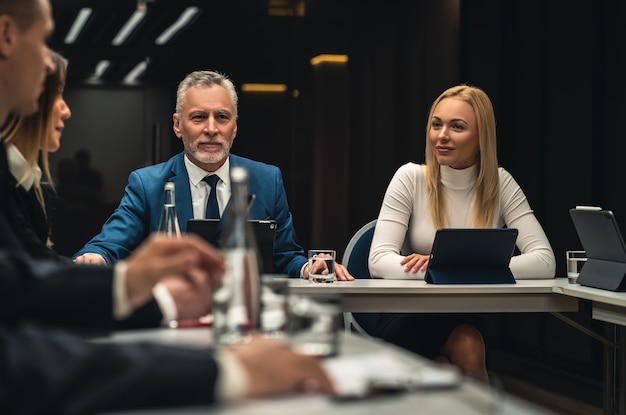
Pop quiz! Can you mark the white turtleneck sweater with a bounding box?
[369,163,556,280]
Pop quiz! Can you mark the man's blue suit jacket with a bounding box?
[74,153,307,277]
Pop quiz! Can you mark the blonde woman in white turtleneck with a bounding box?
[369,85,556,382]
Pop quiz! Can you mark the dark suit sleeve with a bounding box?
[0,324,218,415]
[0,249,117,329]
[0,248,169,332]
[115,299,164,330]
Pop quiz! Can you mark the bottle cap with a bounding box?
[231,166,248,182]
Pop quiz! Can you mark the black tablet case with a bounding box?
[187,219,277,274]
[425,228,518,284]
[569,208,626,292]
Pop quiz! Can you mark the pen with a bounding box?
[168,318,213,329]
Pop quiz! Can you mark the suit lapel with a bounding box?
[170,154,193,232]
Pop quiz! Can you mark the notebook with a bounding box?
[569,207,626,291]
[186,219,277,274]
[425,228,518,284]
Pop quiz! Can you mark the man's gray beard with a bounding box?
[190,147,228,166]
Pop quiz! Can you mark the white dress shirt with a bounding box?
[6,144,41,191]
[184,155,231,219]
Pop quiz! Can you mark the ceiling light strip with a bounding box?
[123,61,149,84]
[93,60,111,78]
[155,7,200,45]
[64,8,92,44]
[112,10,147,46]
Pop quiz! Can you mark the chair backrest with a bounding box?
[342,219,378,336]
[342,219,377,279]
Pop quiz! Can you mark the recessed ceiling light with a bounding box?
[155,7,200,45]
[123,60,149,84]
[64,8,92,44]
[112,10,147,46]
[93,60,111,78]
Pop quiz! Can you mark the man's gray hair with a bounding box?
[0,0,41,31]
[175,70,238,118]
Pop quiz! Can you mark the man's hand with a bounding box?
[228,336,334,398]
[74,253,107,265]
[303,262,354,281]
[159,271,214,320]
[124,234,225,309]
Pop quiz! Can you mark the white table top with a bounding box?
[287,277,568,293]
[553,279,626,308]
[101,328,552,415]
[283,277,579,313]
[98,274,626,415]
[553,279,626,326]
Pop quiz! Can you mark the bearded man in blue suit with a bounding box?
[74,71,353,308]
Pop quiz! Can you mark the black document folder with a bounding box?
[569,207,626,292]
[186,219,277,274]
[425,228,518,284]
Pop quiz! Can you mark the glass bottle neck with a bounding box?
[163,186,175,206]
[223,178,250,248]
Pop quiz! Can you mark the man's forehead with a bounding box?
[183,86,234,112]
[186,105,234,114]
[41,0,54,33]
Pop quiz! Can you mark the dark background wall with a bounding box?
[49,0,625,403]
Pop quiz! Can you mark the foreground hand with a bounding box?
[228,336,334,398]
[124,234,225,309]
[74,253,107,265]
[401,253,429,273]
[159,269,214,320]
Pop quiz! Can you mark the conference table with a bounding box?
[101,277,626,414]
[554,282,626,415]
[286,278,579,313]
[285,277,626,415]
[101,327,552,415]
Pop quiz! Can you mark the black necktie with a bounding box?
[203,175,220,219]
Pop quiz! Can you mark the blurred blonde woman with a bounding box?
[0,49,71,259]
[369,85,556,381]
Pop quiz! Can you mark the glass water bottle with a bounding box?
[157,182,181,238]
[212,167,262,346]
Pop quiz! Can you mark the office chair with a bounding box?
[341,219,379,337]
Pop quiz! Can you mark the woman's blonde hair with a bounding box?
[1,49,68,195]
[424,84,499,229]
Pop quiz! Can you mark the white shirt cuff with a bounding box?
[300,261,308,279]
[152,282,178,325]
[215,349,250,402]
[113,261,133,320]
